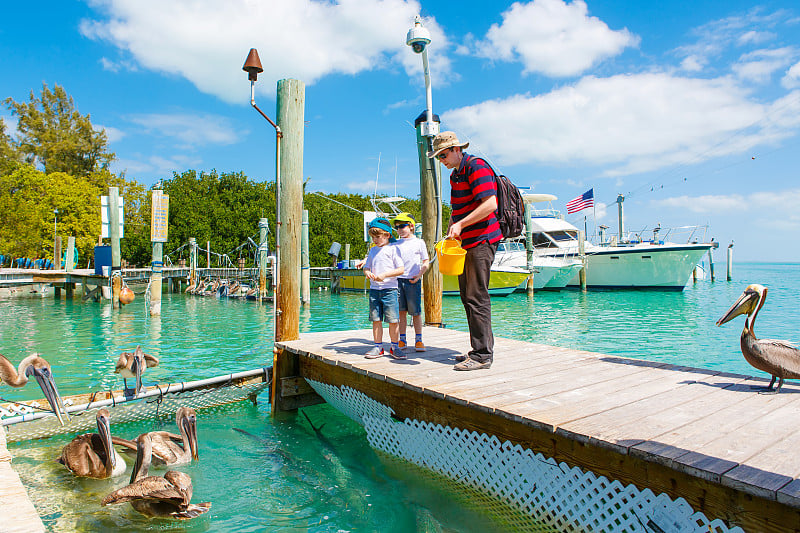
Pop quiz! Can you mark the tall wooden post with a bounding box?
[189,237,197,288]
[65,236,75,273]
[344,243,351,264]
[525,201,534,295]
[150,242,163,315]
[206,241,211,268]
[727,242,734,281]
[258,218,269,301]
[109,187,122,308]
[54,237,62,271]
[150,190,168,316]
[271,78,304,414]
[578,230,587,291]
[301,209,310,306]
[708,248,716,282]
[414,112,442,326]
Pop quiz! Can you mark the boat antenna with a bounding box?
[394,155,398,197]
[373,152,381,199]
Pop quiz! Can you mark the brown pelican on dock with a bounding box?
[0,353,70,425]
[717,284,800,394]
[114,345,159,396]
[102,433,210,519]
[228,280,240,297]
[113,407,198,466]
[57,408,126,478]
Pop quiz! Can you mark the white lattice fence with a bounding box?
[306,379,743,533]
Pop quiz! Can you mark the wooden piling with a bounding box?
[189,237,197,288]
[65,236,75,273]
[53,236,61,271]
[344,243,351,264]
[727,242,734,281]
[301,209,310,306]
[271,78,305,414]
[578,230,587,291]
[206,241,211,268]
[150,242,163,316]
[525,201,534,295]
[708,247,716,282]
[415,116,442,326]
[109,186,121,308]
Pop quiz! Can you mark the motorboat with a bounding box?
[493,240,583,290]
[527,198,716,290]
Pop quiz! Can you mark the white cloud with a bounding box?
[477,0,639,77]
[81,0,451,104]
[95,124,125,143]
[680,55,705,72]
[737,30,776,46]
[442,72,787,176]
[657,189,800,216]
[112,153,202,177]
[782,61,800,89]
[733,47,797,83]
[126,113,240,147]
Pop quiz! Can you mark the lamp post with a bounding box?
[407,16,443,326]
[53,208,58,239]
[243,48,283,345]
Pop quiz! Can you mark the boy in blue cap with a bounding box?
[363,217,405,359]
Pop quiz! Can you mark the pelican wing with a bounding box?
[102,476,184,506]
[143,353,160,368]
[748,337,800,379]
[59,434,106,477]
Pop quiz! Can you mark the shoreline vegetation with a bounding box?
[1,84,446,270]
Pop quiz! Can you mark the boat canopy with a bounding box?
[528,216,578,234]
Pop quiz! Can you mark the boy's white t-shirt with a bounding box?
[364,244,403,289]
[394,237,429,279]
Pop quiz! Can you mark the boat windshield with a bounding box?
[498,241,526,253]
[531,230,577,248]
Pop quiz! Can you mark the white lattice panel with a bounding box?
[306,379,744,533]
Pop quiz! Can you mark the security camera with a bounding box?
[406,16,431,54]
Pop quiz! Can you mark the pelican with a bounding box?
[228,280,240,297]
[102,433,210,519]
[717,284,800,394]
[114,346,159,396]
[0,353,70,425]
[113,407,198,466]
[57,408,126,478]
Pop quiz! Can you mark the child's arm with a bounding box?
[372,265,403,282]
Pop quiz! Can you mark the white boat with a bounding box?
[528,205,716,290]
[493,240,583,290]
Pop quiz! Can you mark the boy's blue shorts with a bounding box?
[398,278,422,316]
[369,288,399,323]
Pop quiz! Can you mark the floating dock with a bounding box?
[276,328,800,532]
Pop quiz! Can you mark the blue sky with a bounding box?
[2,1,799,262]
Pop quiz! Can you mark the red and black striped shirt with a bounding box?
[449,154,502,249]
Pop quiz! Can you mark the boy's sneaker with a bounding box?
[389,347,407,360]
[398,339,407,349]
[415,341,426,352]
[365,346,384,359]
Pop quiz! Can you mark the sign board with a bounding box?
[100,196,124,238]
[150,190,169,242]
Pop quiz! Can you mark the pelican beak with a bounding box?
[97,413,115,468]
[183,413,199,460]
[133,356,143,396]
[27,366,70,425]
[716,289,759,326]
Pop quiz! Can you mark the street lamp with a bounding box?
[242,48,283,343]
[53,208,58,239]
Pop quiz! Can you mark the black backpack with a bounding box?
[469,156,525,239]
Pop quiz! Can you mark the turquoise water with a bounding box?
[1,262,798,531]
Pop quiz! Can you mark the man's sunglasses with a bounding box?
[436,149,451,160]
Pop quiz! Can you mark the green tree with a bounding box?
[0,117,21,175]
[0,166,102,261]
[4,83,115,179]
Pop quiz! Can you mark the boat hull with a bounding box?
[333,268,528,297]
[564,245,711,290]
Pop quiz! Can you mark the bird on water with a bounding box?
[102,432,210,520]
[0,353,70,425]
[717,283,800,394]
[57,408,126,478]
[112,406,199,466]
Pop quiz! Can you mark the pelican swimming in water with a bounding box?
[114,345,159,396]
[717,283,800,394]
[0,353,70,425]
[102,433,210,519]
[57,408,126,478]
[113,407,198,466]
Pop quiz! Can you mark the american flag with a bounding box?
[566,189,594,214]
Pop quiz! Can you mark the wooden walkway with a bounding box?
[0,428,45,532]
[277,327,800,532]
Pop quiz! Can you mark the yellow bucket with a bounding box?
[435,239,466,276]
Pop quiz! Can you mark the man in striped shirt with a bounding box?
[429,131,502,371]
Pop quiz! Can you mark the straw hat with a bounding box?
[427,131,469,158]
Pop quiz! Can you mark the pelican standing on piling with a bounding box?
[57,408,126,478]
[115,345,159,396]
[102,433,210,519]
[0,353,70,425]
[112,407,199,466]
[717,283,800,393]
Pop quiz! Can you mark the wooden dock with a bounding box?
[0,426,45,532]
[276,327,800,532]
